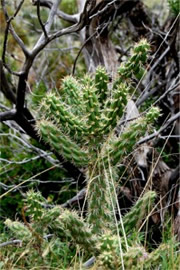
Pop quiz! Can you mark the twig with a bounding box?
[83,256,96,269]
[0,240,22,248]
[72,31,97,75]
[1,0,30,58]
[0,60,17,104]
[32,0,79,23]
[33,0,62,50]
[0,178,74,192]
[9,25,30,57]
[37,0,48,39]
[0,110,16,121]
[153,81,180,106]
[0,233,54,248]
[137,112,180,145]
[0,130,60,166]
[0,153,51,165]
[146,46,170,83]
[89,0,118,19]
[61,188,86,208]
[136,80,179,107]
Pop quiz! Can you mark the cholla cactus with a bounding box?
[33,39,160,260]
[35,39,160,235]
[143,243,171,268]
[95,66,109,106]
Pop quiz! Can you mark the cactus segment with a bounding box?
[122,191,156,233]
[39,93,87,139]
[37,120,88,166]
[59,210,97,252]
[100,83,128,134]
[115,39,150,85]
[61,76,82,106]
[95,66,109,106]
[122,246,148,270]
[97,234,120,269]
[108,107,160,166]
[144,244,170,268]
[5,219,32,240]
[87,175,112,233]
[83,83,101,137]
[87,160,117,234]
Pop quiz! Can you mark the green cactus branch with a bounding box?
[5,219,32,240]
[39,93,87,140]
[61,75,83,113]
[100,83,128,135]
[83,82,101,138]
[37,120,89,166]
[95,66,109,106]
[122,191,156,233]
[59,209,97,253]
[118,39,150,81]
[108,107,160,166]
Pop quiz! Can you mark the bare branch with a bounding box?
[0,110,16,121]
[0,153,51,165]
[89,0,118,19]
[0,233,54,248]
[61,188,86,208]
[16,73,29,113]
[136,80,179,107]
[9,25,30,57]
[32,0,79,23]
[0,131,60,166]
[37,0,48,39]
[72,30,97,75]
[13,0,25,18]
[0,60,17,103]
[1,0,30,58]
[137,112,180,145]
[0,240,22,248]
[33,0,62,50]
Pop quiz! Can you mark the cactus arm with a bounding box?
[95,66,109,106]
[107,107,160,166]
[61,75,84,115]
[122,191,156,233]
[113,39,150,88]
[37,120,89,166]
[100,83,128,135]
[39,93,87,141]
[59,210,97,253]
